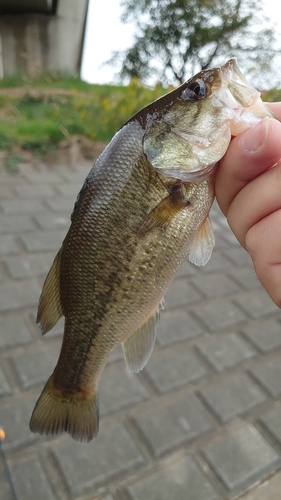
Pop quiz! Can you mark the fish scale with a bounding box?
[29,59,273,442]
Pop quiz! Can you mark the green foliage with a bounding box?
[262,88,281,102]
[5,153,22,173]
[0,76,169,156]
[114,0,277,86]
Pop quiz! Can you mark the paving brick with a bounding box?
[55,184,80,197]
[134,394,214,457]
[144,347,208,393]
[240,471,281,500]
[224,247,253,267]
[14,184,56,199]
[157,310,203,347]
[0,315,32,348]
[242,319,281,353]
[34,213,70,231]
[0,173,24,185]
[1,395,38,449]
[220,231,240,246]
[0,186,13,199]
[11,342,60,389]
[4,254,53,279]
[250,356,281,397]
[99,364,149,417]
[199,373,267,423]
[20,231,65,252]
[198,251,232,274]
[24,172,63,184]
[197,333,255,372]
[193,299,246,332]
[229,268,260,290]
[202,425,281,498]
[126,456,219,500]
[0,280,41,312]
[0,234,19,255]
[164,279,202,309]
[175,259,198,278]
[45,198,74,213]
[0,471,13,500]
[234,290,279,319]
[54,424,145,497]
[0,199,45,215]
[10,455,56,500]
[0,215,34,234]
[260,406,281,446]
[191,273,240,298]
[0,363,11,396]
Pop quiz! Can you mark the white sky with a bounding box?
[81,0,281,85]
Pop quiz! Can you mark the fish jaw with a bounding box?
[214,58,274,136]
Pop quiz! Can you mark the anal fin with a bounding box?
[122,301,164,373]
[37,249,63,334]
[189,216,215,266]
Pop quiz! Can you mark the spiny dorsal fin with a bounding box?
[189,216,215,266]
[37,249,63,334]
[122,301,164,373]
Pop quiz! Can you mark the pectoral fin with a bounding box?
[189,216,215,266]
[137,186,190,238]
[37,249,63,334]
[122,301,164,373]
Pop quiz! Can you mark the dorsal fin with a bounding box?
[122,301,163,373]
[37,249,63,334]
[189,216,215,266]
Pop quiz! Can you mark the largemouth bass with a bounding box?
[30,59,272,442]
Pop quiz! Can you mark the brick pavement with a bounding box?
[1,160,281,500]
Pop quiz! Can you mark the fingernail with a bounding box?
[240,117,269,152]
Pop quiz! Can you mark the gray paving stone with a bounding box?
[157,310,203,347]
[0,315,32,348]
[4,254,54,279]
[126,456,219,500]
[223,247,252,266]
[240,471,281,500]
[11,342,60,389]
[242,319,281,353]
[202,425,281,498]
[14,184,56,199]
[0,363,11,396]
[193,299,246,332]
[0,215,35,234]
[250,356,281,397]
[199,373,267,423]
[31,312,64,338]
[144,347,208,393]
[24,172,63,184]
[0,280,41,312]
[0,186,13,199]
[99,364,149,417]
[0,173,24,185]
[229,268,260,290]
[33,213,70,231]
[54,424,145,496]
[10,455,56,500]
[1,395,38,449]
[220,231,240,246]
[0,471,13,500]
[55,183,80,197]
[134,394,214,457]
[164,279,202,309]
[0,234,19,255]
[0,199,45,215]
[198,251,232,274]
[235,290,279,319]
[175,259,198,278]
[45,198,75,213]
[108,343,124,363]
[260,406,281,446]
[197,333,255,372]
[191,273,240,298]
[20,231,65,252]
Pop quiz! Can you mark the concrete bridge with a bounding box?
[0,0,89,78]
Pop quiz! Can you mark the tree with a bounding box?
[112,0,277,87]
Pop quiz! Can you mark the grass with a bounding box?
[0,73,169,163]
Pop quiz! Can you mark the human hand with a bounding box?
[215,103,281,307]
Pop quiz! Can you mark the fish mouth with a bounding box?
[212,58,274,135]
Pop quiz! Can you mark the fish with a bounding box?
[29,59,273,443]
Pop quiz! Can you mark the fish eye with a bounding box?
[181,79,209,101]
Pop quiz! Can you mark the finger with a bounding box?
[265,102,281,121]
[227,161,281,247]
[246,209,281,307]
[215,117,281,216]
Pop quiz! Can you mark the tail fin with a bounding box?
[29,376,99,443]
